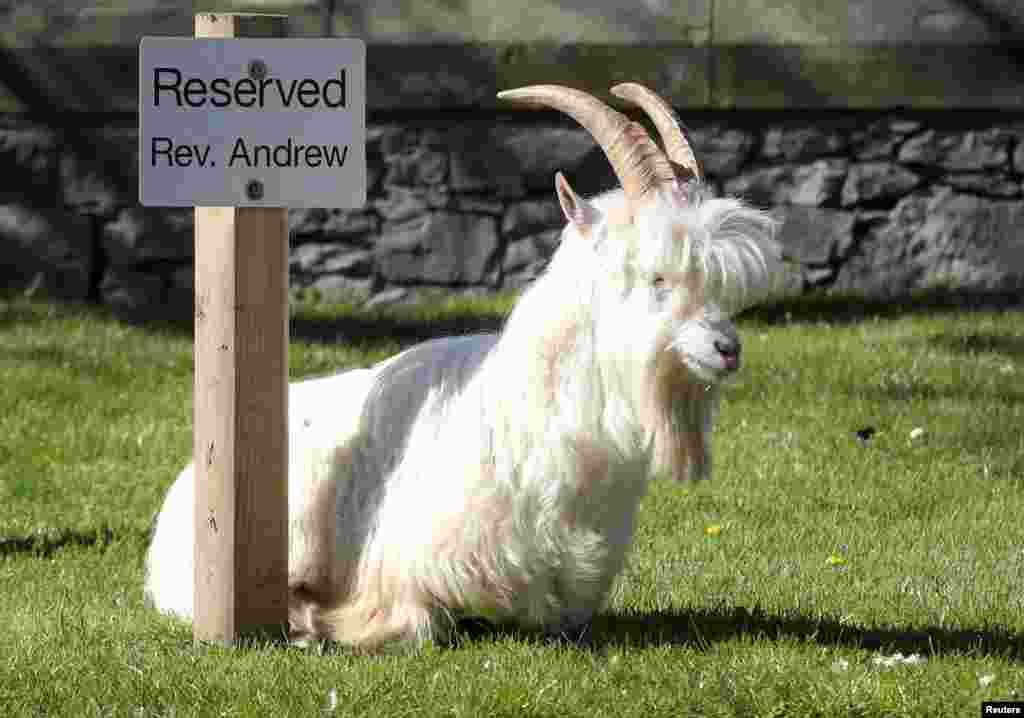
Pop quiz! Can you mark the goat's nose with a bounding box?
[714,339,739,358]
[714,339,741,370]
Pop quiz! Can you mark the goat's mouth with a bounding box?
[681,356,729,384]
[716,344,741,373]
[679,344,741,382]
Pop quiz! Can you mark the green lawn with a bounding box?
[1,293,1022,717]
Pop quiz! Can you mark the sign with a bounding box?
[139,38,365,208]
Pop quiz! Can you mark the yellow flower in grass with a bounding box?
[826,553,847,566]
[704,524,723,538]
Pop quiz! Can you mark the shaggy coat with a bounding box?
[145,84,782,649]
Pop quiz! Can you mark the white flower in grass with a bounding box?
[324,688,338,713]
[909,427,925,440]
[872,652,927,668]
[831,658,850,673]
[978,673,996,688]
[872,653,896,668]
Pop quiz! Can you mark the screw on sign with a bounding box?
[246,179,264,201]
[248,58,268,80]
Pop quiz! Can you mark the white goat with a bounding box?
[145,83,782,649]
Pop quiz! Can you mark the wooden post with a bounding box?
[193,13,289,644]
[322,0,337,37]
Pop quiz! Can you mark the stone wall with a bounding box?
[3,3,1023,312]
[3,110,1022,314]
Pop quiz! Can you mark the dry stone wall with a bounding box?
[2,111,1023,314]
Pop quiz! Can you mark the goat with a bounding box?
[145,83,782,649]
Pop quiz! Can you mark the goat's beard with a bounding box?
[642,337,719,482]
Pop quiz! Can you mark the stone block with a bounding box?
[501,199,564,241]
[493,126,599,194]
[384,147,448,187]
[169,264,193,293]
[448,196,505,215]
[100,266,166,314]
[502,236,548,274]
[292,243,372,281]
[289,208,378,244]
[773,206,855,266]
[905,191,1024,289]
[942,173,1020,198]
[0,204,93,299]
[802,266,836,287]
[890,121,922,135]
[688,126,754,176]
[841,162,921,207]
[363,286,411,308]
[290,242,344,275]
[833,189,1024,294]
[850,121,901,160]
[375,212,500,284]
[61,127,137,216]
[448,125,528,198]
[502,259,549,291]
[0,126,59,204]
[370,126,418,156]
[320,249,374,276]
[898,129,1010,171]
[102,207,192,266]
[725,160,847,207]
[761,126,846,162]
[165,264,195,315]
[374,186,447,223]
[308,274,376,304]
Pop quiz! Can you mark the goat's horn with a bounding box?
[498,84,676,205]
[610,83,701,182]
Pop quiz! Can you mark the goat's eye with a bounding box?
[652,275,666,290]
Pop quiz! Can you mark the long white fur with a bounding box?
[145,181,780,649]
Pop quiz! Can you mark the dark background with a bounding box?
[1,0,1022,315]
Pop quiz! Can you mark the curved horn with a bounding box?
[498,84,676,205]
[610,83,701,181]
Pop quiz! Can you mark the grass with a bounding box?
[1,291,1023,717]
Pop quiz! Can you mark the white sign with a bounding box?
[139,38,365,208]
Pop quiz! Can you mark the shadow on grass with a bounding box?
[740,288,1023,326]
[2,343,144,382]
[927,331,1024,359]
[0,526,153,558]
[0,293,508,349]
[849,379,1024,407]
[4,287,1021,342]
[457,605,1024,661]
[288,311,506,348]
[594,607,1023,660]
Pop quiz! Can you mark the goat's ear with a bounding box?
[555,172,598,234]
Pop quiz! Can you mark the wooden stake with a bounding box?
[193,13,289,644]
